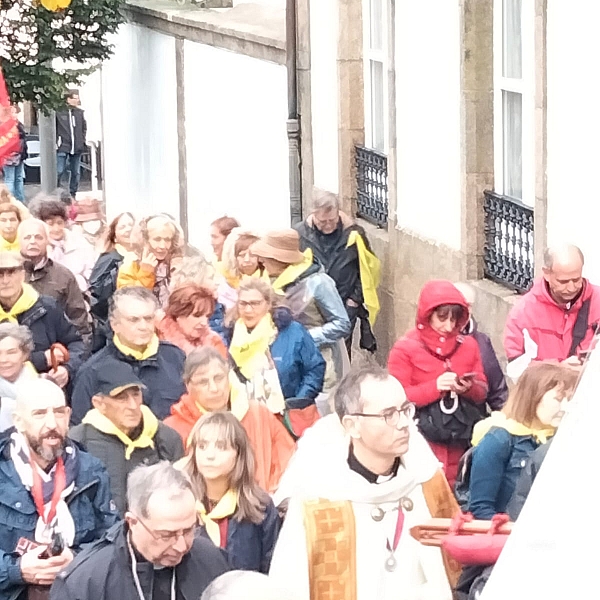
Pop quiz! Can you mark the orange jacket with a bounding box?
[164,393,295,493]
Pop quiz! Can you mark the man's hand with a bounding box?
[20,546,73,586]
[44,347,67,368]
[437,372,458,392]
[45,366,69,388]
[140,247,158,270]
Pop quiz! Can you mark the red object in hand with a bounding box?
[441,513,510,566]
[50,343,70,371]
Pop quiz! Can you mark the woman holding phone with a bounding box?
[387,279,488,486]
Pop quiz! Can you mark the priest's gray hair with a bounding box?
[127,462,194,519]
[312,188,339,212]
[333,364,390,420]
[200,571,284,600]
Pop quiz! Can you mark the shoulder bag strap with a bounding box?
[568,298,591,357]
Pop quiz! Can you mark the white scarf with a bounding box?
[10,431,76,545]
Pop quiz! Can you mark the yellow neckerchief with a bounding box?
[197,490,239,546]
[471,411,555,447]
[272,248,314,294]
[82,405,159,459]
[0,235,19,252]
[114,243,129,257]
[224,267,270,290]
[229,314,277,380]
[0,284,39,323]
[346,231,381,326]
[113,334,159,361]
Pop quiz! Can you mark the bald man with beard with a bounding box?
[19,219,91,344]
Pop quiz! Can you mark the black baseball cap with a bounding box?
[95,362,146,398]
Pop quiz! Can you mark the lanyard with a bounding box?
[30,456,66,525]
[127,532,176,600]
[386,508,405,554]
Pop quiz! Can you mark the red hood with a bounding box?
[416,280,469,329]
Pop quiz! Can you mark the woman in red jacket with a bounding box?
[388,280,488,486]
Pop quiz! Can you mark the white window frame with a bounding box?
[362,0,389,154]
[493,0,535,207]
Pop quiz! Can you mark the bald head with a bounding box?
[18,219,49,260]
[543,244,585,305]
[14,378,66,417]
[454,282,475,306]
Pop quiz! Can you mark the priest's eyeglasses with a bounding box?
[135,516,197,543]
[350,403,416,427]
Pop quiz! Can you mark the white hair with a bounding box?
[14,378,65,416]
[453,281,475,306]
[200,572,285,600]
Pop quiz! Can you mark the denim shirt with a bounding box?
[468,427,541,520]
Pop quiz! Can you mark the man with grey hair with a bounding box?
[0,378,118,600]
[51,462,230,600]
[270,365,453,600]
[504,243,600,380]
[295,188,380,355]
[71,286,186,424]
[19,218,91,343]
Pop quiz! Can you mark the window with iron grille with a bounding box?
[355,145,388,228]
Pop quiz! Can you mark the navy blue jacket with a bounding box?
[0,436,119,600]
[15,295,86,380]
[205,499,280,574]
[71,340,186,424]
[271,308,326,406]
[468,427,541,520]
[210,302,228,345]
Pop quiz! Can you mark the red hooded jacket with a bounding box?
[387,280,488,407]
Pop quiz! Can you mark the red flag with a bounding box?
[0,66,21,168]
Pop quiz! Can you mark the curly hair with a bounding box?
[166,284,216,320]
[130,214,185,260]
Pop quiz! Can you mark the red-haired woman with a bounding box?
[387,280,488,486]
[157,283,227,358]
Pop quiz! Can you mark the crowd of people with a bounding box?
[0,178,593,600]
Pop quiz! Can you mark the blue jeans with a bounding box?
[57,152,82,196]
[3,163,25,203]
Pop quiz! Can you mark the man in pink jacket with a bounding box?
[504,244,600,380]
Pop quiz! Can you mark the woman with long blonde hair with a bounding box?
[179,411,280,573]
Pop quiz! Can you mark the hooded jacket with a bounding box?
[0,435,119,600]
[165,387,295,494]
[71,340,186,424]
[69,410,184,516]
[504,277,600,363]
[56,106,87,155]
[387,280,488,408]
[50,522,230,600]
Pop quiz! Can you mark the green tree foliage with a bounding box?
[0,0,123,111]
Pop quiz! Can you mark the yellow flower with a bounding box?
[40,0,72,11]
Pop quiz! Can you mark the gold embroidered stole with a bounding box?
[302,499,357,600]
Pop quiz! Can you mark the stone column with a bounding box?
[459,0,494,280]
[337,0,364,215]
[533,0,547,275]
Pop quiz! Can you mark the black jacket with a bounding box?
[56,107,87,155]
[14,295,86,379]
[71,341,186,424]
[89,250,124,324]
[295,214,370,304]
[50,522,230,600]
[69,421,184,516]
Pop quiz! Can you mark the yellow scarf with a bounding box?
[115,243,129,257]
[346,231,381,326]
[224,267,270,290]
[0,284,39,323]
[82,405,159,459]
[197,490,239,547]
[113,334,159,361]
[471,411,555,446]
[272,248,314,294]
[229,314,277,380]
[0,236,19,252]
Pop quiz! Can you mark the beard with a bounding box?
[25,430,65,463]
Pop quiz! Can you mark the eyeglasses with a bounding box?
[134,516,197,543]
[238,299,265,310]
[350,403,416,427]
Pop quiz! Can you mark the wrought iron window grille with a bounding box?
[355,145,388,228]
[483,190,534,293]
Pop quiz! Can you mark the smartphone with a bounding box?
[457,372,477,384]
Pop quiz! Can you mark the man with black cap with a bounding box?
[69,363,184,516]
